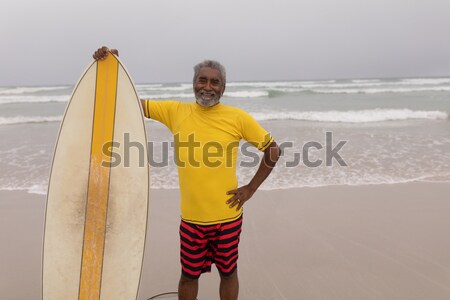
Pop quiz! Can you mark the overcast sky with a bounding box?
[2,0,450,86]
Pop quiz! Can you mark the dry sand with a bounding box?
[1,182,450,299]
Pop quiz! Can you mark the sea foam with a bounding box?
[0,116,62,125]
[0,95,69,104]
[250,109,449,123]
[0,86,70,95]
[309,86,450,94]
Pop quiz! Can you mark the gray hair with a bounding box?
[193,60,227,89]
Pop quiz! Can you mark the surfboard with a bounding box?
[43,53,149,300]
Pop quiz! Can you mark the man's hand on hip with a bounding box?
[226,185,256,211]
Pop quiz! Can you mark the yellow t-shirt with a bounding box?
[144,100,273,225]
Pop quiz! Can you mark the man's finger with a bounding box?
[235,198,246,210]
[227,196,242,208]
[229,199,240,208]
[99,47,108,59]
[227,189,238,195]
[236,200,244,210]
[226,194,238,204]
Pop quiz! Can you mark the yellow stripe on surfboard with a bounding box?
[79,54,118,300]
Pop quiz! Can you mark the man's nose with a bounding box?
[204,81,212,90]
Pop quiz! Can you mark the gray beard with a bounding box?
[196,97,220,107]
[195,90,221,107]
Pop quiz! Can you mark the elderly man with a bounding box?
[93,46,280,300]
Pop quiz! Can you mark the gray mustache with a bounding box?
[200,90,217,96]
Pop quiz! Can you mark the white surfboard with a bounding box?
[43,53,149,300]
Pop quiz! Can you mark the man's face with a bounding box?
[194,67,224,107]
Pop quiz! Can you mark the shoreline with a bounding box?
[6,177,450,198]
[2,182,450,299]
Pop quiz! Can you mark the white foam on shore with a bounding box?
[136,83,163,88]
[310,86,450,94]
[251,109,448,123]
[137,85,189,92]
[227,80,336,87]
[0,181,179,195]
[351,79,381,83]
[28,184,48,195]
[258,174,450,190]
[0,95,69,104]
[140,92,194,99]
[0,185,48,195]
[1,109,447,127]
[4,175,450,195]
[0,116,62,125]
[225,91,268,98]
[400,78,450,85]
[0,86,70,95]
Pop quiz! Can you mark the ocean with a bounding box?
[1,78,450,195]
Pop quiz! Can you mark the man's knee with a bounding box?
[180,273,199,284]
[219,269,238,281]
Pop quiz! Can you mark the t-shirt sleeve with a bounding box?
[143,100,179,132]
[239,110,274,151]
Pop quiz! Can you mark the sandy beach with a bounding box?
[2,182,450,300]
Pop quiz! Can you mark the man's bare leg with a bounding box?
[219,269,239,300]
[178,274,198,300]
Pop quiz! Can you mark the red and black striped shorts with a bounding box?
[179,216,243,279]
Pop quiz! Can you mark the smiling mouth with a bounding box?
[199,91,216,100]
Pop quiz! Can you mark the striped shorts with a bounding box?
[179,216,243,279]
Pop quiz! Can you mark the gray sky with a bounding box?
[2,0,450,86]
